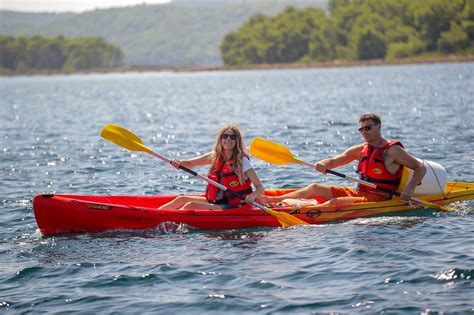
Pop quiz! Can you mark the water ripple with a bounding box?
[1,64,473,313]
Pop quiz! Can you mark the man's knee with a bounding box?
[305,183,322,196]
[327,197,354,206]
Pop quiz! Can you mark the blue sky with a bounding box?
[0,0,171,13]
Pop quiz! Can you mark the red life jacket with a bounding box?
[205,158,253,207]
[356,140,404,193]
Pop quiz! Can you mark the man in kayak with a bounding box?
[261,113,426,207]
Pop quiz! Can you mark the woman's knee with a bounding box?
[181,201,209,210]
[180,202,195,210]
[174,196,190,203]
[172,196,195,207]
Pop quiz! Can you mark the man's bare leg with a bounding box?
[261,183,335,205]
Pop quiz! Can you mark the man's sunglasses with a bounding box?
[358,123,377,133]
[222,134,237,140]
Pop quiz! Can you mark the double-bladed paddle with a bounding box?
[100,124,308,227]
[249,137,450,212]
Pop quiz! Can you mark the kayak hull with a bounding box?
[33,182,474,236]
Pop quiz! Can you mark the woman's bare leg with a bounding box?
[180,202,223,210]
[158,196,209,210]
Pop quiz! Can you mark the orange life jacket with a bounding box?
[205,158,252,207]
[356,141,404,193]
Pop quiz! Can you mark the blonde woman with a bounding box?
[158,124,264,210]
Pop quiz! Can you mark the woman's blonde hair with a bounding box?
[209,124,248,184]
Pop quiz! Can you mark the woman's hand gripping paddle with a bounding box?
[100,124,309,227]
[249,137,449,212]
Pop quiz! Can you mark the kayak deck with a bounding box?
[33,181,474,236]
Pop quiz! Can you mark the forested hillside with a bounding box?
[221,0,474,65]
[0,0,323,66]
[0,35,123,72]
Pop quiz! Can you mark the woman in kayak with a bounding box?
[158,124,264,210]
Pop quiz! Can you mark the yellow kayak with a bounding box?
[265,181,473,224]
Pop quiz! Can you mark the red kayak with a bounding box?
[33,182,473,236]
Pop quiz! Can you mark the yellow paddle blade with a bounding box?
[417,199,450,212]
[100,124,152,154]
[250,137,301,165]
[266,208,309,227]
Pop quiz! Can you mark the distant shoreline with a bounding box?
[2,54,473,76]
[142,54,474,72]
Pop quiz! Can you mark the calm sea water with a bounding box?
[1,63,473,313]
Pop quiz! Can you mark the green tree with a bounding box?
[354,27,387,60]
[386,36,425,59]
[220,1,473,65]
[458,0,474,42]
[411,0,465,50]
[0,35,123,72]
[0,36,18,69]
[438,22,470,53]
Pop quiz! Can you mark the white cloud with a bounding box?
[0,0,172,13]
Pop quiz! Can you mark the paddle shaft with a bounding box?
[150,152,269,211]
[298,160,446,210]
[299,160,404,196]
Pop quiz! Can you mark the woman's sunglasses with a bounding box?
[222,133,237,140]
[358,123,377,133]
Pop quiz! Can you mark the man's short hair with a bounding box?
[359,113,381,125]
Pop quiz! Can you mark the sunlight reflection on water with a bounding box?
[1,63,473,313]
